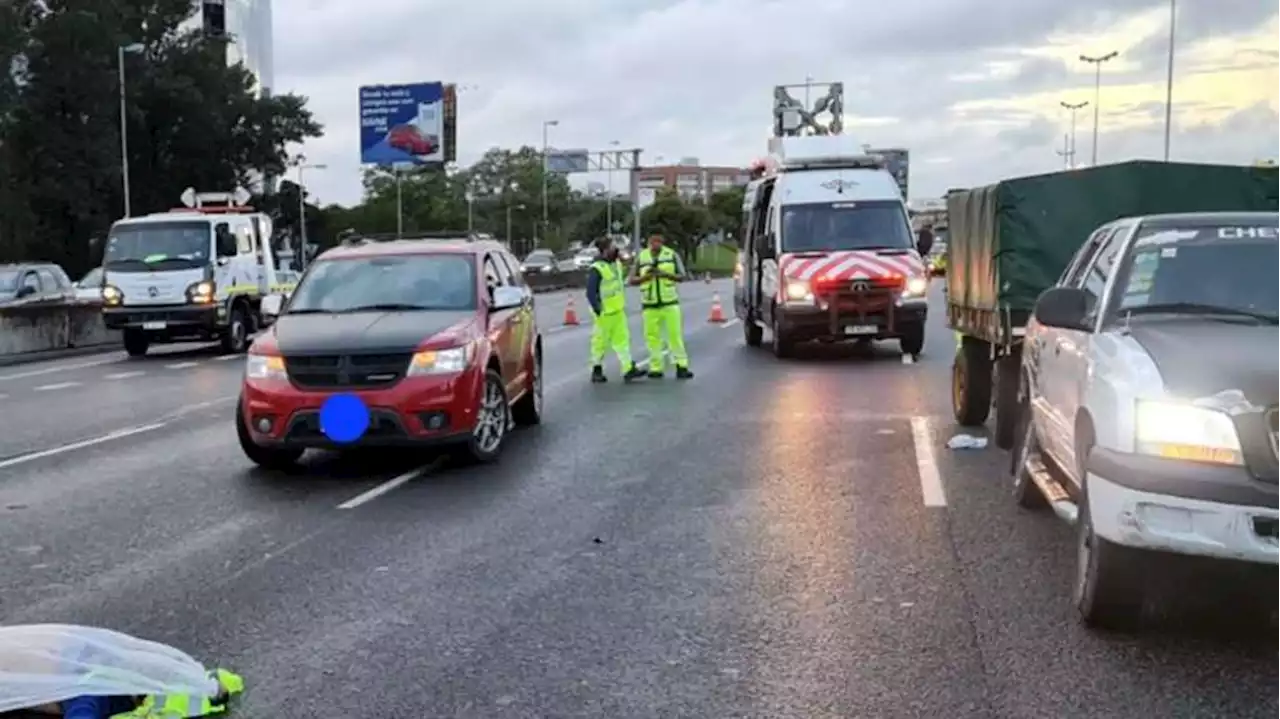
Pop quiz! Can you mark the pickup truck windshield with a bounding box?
[105,221,211,271]
[781,200,914,252]
[288,254,477,313]
[1116,223,1278,321]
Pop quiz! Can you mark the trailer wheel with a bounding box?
[993,352,1021,449]
[743,316,763,347]
[952,336,992,426]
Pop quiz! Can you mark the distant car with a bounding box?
[572,247,599,269]
[237,235,543,469]
[387,124,439,156]
[73,267,105,302]
[520,250,557,275]
[0,262,74,306]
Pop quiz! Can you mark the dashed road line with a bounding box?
[720,318,741,328]
[336,458,446,509]
[902,353,915,365]
[0,422,168,470]
[910,416,947,507]
[0,356,121,382]
[213,354,243,361]
[105,370,146,380]
[34,381,81,392]
[165,361,200,369]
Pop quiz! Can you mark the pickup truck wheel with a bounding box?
[1074,483,1145,631]
[952,337,992,426]
[771,313,794,358]
[510,351,543,426]
[1010,387,1048,510]
[899,324,924,357]
[743,317,763,347]
[220,305,249,354]
[465,370,510,463]
[993,354,1021,449]
[236,400,303,470]
[123,329,150,358]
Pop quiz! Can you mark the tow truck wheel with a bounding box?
[221,304,250,354]
[770,312,794,358]
[899,324,924,357]
[235,401,303,470]
[1074,483,1145,631]
[123,329,150,358]
[743,317,763,347]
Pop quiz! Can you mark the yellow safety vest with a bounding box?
[592,260,626,315]
[109,669,245,719]
[636,247,680,308]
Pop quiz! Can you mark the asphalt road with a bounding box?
[1,279,1274,718]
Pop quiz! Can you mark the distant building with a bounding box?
[635,163,750,205]
[182,0,274,96]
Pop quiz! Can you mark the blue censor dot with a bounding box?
[320,394,370,444]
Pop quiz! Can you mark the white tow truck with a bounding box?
[100,188,291,357]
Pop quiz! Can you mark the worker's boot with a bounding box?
[676,366,694,380]
[591,365,607,383]
[623,364,645,383]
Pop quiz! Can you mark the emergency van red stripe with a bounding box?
[780,251,923,281]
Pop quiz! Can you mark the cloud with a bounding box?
[268,0,1279,206]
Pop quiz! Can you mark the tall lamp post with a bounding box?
[541,119,559,248]
[292,156,326,271]
[1079,50,1119,166]
[605,139,620,238]
[1060,100,1089,169]
[1162,0,1177,161]
[117,42,144,217]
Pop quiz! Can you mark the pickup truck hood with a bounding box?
[271,310,476,355]
[779,250,925,282]
[1129,320,1278,407]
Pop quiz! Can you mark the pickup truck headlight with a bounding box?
[245,354,288,381]
[902,276,928,297]
[1135,400,1244,466]
[783,278,814,304]
[101,285,123,306]
[407,344,474,376]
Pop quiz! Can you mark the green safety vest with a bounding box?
[636,247,680,307]
[109,669,245,718]
[592,259,626,315]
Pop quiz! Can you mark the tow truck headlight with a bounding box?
[186,281,215,303]
[245,354,288,381]
[407,343,474,376]
[1135,400,1243,466]
[902,276,928,297]
[783,278,814,304]
[101,285,123,306]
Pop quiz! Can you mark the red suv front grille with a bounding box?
[284,353,412,390]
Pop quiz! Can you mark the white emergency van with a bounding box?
[734,136,932,358]
[100,188,288,357]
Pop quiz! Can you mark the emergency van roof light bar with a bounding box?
[766,136,886,172]
[177,186,254,213]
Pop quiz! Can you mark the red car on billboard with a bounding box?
[387,124,439,157]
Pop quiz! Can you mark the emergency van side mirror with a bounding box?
[1033,287,1091,331]
[757,234,776,260]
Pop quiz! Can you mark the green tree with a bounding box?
[707,186,745,246]
[641,188,709,262]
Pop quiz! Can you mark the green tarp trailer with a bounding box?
[943,160,1278,439]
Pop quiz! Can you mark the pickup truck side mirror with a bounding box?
[1033,287,1091,331]
[260,294,284,319]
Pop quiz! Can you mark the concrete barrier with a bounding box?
[0,302,120,363]
[524,268,587,293]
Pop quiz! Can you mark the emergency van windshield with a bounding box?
[104,221,211,271]
[781,200,914,253]
[1114,223,1278,322]
[286,254,477,313]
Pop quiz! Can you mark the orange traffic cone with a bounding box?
[708,292,726,323]
[563,297,580,326]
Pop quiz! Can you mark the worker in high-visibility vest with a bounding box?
[585,237,643,384]
[630,234,693,379]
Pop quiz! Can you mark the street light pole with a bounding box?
[293,157,326,271]
[606,139,619,237]
[1163,0,1177,161]
[541,119,558,249]
[117,43,144,217]
[1060,100,1089,169]
[1079,50,1119,166]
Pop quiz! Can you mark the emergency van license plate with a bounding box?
[142,321,166,330]
[844,324,877,335]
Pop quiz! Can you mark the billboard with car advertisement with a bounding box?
[359,82,445,166]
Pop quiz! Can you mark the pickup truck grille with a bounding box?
[284,353,412,390]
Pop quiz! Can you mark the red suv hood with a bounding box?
[780,250,924,282]
[268,310,477,355]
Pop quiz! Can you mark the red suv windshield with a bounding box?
[288,254,476,313]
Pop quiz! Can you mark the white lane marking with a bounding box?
[105,370,146,380]
[901,353,915,365]
[34,381,80,392]
[0,356,121,382]
[720,318,741,328]
[0,422,168,470]
[165,361,200,369]
[336,459,443,510]
[910,416,947,507]
[213,354,243,361]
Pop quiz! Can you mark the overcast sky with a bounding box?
[272,0,1279,207]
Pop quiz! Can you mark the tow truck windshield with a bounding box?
[1113,222,1278,323]
[286,254,477,314]
[104,221,211,271]
[781,200,914,252]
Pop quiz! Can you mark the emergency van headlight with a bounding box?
[1134,400,1243,466]
[186,281,215,303]
[903,276,928,297]
[101,285,123,306]
[245,354,288,382]
[783,279,814,304]
[407,343,474,376]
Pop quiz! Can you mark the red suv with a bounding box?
[236,234,542,469]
